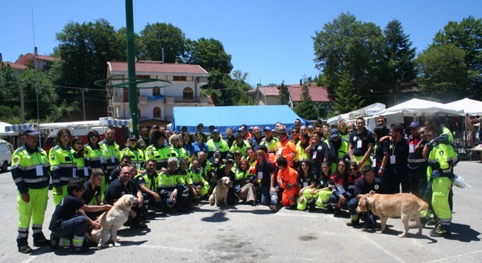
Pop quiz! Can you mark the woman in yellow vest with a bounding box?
[71,137,89,182]
[50,128,76,205]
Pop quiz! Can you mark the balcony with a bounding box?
[111,95,148,105]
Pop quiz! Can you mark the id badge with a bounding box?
[313,151,317,159]
[257,172,263,179]
[136,163,141,171]
[390,155,396,164]
[409,144,415,153]
[370,156,376,167]
[357,140,362,148]
[73,168,77,178]
[277,148,283,155]
[99,155,105,163]
[84,167,89,176]
[303,182,308,188]
[336,184,346,194]
[110,155,115,163]
[36,165,44,176]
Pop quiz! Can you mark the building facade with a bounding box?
[106,61,210,125]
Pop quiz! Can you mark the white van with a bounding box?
[0,140,13,172]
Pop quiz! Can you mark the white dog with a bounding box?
[209,176,232,207]
[86,194,137,248]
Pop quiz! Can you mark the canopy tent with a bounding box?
[445,98,482,116]
[367,98,464,131]
[327,103,385,125]
[0,121,19,136]
[171,105,309,134]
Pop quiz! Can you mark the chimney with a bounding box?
[300,79,302,86]
[0,53,2,63]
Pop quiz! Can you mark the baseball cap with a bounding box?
[263,127,272,132]
[307,125,314,130]
[212,129,219,133]
[23,128,39,136]
[409,122,420,129]
[226,159,235,164]
[197,123,204,128]
[329,128,340,139]
[129,135,138,141]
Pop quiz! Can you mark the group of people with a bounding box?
[11,116,458,254]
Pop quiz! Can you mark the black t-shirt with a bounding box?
[255,159,275,187]
[354,176,384,196]
[103,178,139,205]
[349,129,375,157]
[49,194,84,230]
[375,140,390,166]
[81,180,100,205]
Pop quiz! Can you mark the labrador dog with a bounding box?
[356,193,428,238]
[209,176,232,207]
[86,194,137,248]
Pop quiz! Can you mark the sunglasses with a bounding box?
[75,142,83,145]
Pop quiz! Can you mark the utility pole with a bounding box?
[20,81,25,123]
[81,89,87,121]
[126,0,138,136]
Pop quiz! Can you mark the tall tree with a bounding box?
[278,81,290,105]
[51,19,124,101]
[433,16,482,99]
[416,44,468,101]
[333,71,364,113]
[383,20,417,105]
[313,13,386,106]
[183,38,233,73]
[138,23,186,63]
[294,83,318,120]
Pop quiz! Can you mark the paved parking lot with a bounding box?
[1,161,481,263]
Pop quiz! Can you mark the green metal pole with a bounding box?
[126,0,138,136]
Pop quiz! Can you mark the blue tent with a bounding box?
[171,105,309,134]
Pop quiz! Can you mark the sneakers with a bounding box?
[18,245,33,254]
[50,233,60,250]
[269,205,277,212]
[426,218,439,226]
[346,219,360,227]
[33,233,50,247]
[430,224,451,237]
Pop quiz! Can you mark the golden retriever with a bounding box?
[356,193,428,237]
[209,176,232,207]
[86,194,137,248]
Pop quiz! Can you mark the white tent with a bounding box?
[0,122,18,136]
[367,98,464,130]
[445,98,482,116]
[327,102,385,125]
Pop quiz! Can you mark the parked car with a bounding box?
[0,140,13,172]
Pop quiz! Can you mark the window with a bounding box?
[153,107,161,118]
[183,87,193,100]
[136,75,150,79]
[173,76,187,81]
[123,88,128,102]
[153,87,160,96]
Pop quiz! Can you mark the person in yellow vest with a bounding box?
[145,130,172,171]
[50,128,77,205]
[187,158,210,199]
[121,135,145,171]
[295,133,310,171]
[260,127,278,164]
[11,128,51,253]
[426,129,458,237]
[169,134,188,162]
[206,129,230,159]
[348,118,375,171]
[157,157,189,214]
[99,128,121,184]
[84,130,106,196]
[71,137,89,182]
[327,129,349,172]
[135,159,161,213]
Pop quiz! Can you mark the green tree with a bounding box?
[277,81,290,105]
[416,44,468,101]
[433,16,482,98]
[294,83,318,120]
[51,19,124,102]
[313,13,386,105]
[383,20,417,105]
[184,38,233,73]
[138,23,186,63]
[333,71,364,113]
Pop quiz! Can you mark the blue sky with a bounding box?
[1,0,481,87]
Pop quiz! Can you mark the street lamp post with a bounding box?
[126,0,138,137]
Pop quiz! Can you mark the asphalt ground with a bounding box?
[1,161,481,263]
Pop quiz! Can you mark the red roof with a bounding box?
[109,61,209,75]
[286,83,330,102]
[3,62,28,70]
[258,87,279,96]
[15,53,58,65]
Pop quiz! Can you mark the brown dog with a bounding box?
[209,176,232,207]
[356,193,428,237]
